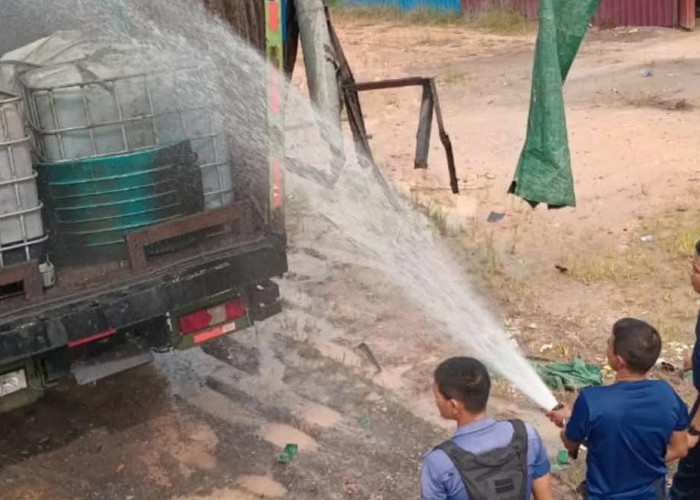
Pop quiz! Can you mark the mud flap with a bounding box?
[249,280,282,321]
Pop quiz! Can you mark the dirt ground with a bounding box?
[2,10,700,500]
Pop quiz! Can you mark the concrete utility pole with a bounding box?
[294,0,342,147]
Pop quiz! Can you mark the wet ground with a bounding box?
[0,241,570,499]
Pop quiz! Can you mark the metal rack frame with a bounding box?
[0,91,48,266]
[20,64,234,208]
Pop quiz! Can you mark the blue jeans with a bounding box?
[670,443,700,500]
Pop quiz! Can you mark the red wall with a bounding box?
[460,0,687,28]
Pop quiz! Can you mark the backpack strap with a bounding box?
[508,419,529,482]
[507,420,528,454]
[437,439,471,468]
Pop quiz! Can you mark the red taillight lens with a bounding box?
[178,310,212,334]
[225,300,246,320]
[178,299,247,335]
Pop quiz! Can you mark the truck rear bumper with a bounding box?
[0,235,287,367]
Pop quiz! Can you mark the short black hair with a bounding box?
[612,318,661,373]
[695,239,700,256]
[434,357,490,413]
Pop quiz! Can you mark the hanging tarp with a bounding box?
[509,0,600,208]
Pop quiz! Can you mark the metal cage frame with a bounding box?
[20,63,234,208]
[0,91,48,266]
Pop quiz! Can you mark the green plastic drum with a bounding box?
[36,142,203,265]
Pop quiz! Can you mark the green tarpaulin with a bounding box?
[534,358,602,391]
[509,0,600,208]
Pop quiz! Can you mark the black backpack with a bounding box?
[436,419,528,500]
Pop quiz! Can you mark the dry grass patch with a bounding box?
[412,197,450,236]
[564,247,656,285]
[464,6,534,35]
[330,4,463,26]
[330,3,534,36]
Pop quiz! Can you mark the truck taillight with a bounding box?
[178,299,247,338]
[178,310,211,334]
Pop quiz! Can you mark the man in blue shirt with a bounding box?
[421,357,552,500]
[548,318,689,499]
[670,240,700,499]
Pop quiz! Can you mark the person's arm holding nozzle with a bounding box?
[547,399,585,460]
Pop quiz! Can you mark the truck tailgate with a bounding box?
[0,234,286,366]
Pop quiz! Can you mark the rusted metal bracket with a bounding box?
[288,10,458,199]
[125,203,252,273]
[0,260,42,301]
[326,8,373,168]
[343,77,459,194]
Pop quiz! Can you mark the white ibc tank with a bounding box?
[21,50,234,209]
[0,91,46,265]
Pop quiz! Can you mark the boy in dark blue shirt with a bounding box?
[548,318,689,499]
[669,240,700,499]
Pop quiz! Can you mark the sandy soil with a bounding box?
[2,12,700,500]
